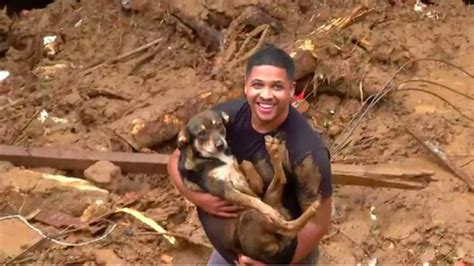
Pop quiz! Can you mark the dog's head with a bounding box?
[177,109,230,159]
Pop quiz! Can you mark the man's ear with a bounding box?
[177,127,190,149]
[290,81,296,98]
[220,112,230,124]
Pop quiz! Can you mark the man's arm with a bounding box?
[290,143,333,263]
[167,148,240,218]
[167,149,198,200]
[290,196,332,264]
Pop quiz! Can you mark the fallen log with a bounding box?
[293,49,318,81]
[168,7,221,51]
[0,144,434,189]
[109,87,238,150]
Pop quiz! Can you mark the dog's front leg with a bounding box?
[262,135,288,210]
[239,160,264,196]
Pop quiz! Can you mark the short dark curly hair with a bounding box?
[245,44,296,81]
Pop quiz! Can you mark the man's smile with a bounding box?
[257,102,275,110]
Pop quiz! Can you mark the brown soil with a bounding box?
[0,0,473,264]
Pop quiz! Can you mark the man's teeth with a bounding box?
[258,103,274,109]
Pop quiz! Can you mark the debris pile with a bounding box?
[0,0,473,264]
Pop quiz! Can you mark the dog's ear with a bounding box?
[220,111,230,124]
[177,127,190,149]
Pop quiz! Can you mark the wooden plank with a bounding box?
[0,145,169,174]
[331,163,434,189]
[0,144,434,189]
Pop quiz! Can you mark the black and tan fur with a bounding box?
[177,109,321,263]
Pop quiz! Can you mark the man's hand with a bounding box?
[290,197,332,263]
[238,254,267,266]
[189,192,241,218]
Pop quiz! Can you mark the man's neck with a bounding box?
[251,107,290,134]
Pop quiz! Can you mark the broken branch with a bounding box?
[223,24,270,73]
[81,37,163,75]
[397,88,474,122]
[168,7,221,51]
[405,127,474,192]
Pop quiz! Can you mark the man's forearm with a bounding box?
[291,197,333,264]
[167,149,197,200]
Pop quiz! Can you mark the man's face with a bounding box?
[244,65,295,123]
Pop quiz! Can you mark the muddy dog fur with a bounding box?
[176,109,321,263]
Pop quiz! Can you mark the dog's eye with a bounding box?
[198,130,206,137]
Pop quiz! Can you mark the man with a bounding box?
[167,45,333,265]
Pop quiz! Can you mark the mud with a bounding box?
[0,0,473,264]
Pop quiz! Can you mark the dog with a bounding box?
[176,109,321,263]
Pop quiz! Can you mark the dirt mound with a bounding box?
[0,0,473,264]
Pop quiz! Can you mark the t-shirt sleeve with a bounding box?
[211,98,246,125]
[312,147,333,199]
[292,144,333,211]
[288,114,333,210]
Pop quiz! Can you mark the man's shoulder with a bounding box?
[212,98,247,115]
[211,98,248,125]
[284,107,330,160]
[285,107,323,143]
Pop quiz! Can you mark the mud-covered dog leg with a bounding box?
[239,160,264,196]
[223,183,288,222]
[222,182,320,236]
[263,135,288,209]
[275,200,320,237]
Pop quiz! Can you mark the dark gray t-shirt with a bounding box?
[196,98,333,263]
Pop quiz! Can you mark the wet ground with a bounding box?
[0,0,473,264]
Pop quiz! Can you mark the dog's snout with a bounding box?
[214,138,224,149]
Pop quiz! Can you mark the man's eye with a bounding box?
[273,84,283,90]
[252,83,263,89]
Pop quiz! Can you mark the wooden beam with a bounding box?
[0,145,169,174]
[331,163,434,190]
[0,144,434,189]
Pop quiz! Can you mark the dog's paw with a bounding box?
[264,135,286,161]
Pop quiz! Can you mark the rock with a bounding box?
[298,0,312,13]
[328,124,342,138]
[0,218,41,259]
[93,249,125,265]
[0,161,14,173]
[420,247,436,263]
[30,167,66,176]
[84,161,122,186]
[438,243,452,256]
[62,92,82,107]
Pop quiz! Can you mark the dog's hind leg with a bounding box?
[274,200,320,237]
[222,182,320,237]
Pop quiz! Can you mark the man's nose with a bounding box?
[259,87,273,99]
